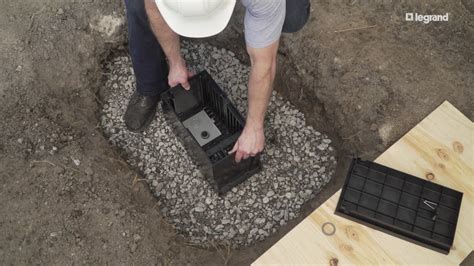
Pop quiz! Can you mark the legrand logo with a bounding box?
[405,13,449,24]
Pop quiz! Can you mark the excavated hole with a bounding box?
[98,40,339,248]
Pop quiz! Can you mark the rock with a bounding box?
[370,123,378,131]
[133,234,142,242]
[249,228,258,235]
[85,167,94,176]
[317,143,328,150]
[194,206,205,212]
[264,223,272,230]
[273,210,283,221]
[90,14,125,39]
[72,158,80,166]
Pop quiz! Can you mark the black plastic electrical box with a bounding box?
[161,70,261,194]
[335,158,463,254]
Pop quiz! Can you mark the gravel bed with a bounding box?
[100,41,337,247]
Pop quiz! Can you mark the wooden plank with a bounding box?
[253,101,473,265]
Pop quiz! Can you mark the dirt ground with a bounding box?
[0,0,472,265]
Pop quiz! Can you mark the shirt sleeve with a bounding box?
[243,0,286,48]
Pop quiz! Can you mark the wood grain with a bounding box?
[253,101,473,265]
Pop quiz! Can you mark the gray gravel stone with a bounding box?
[100,41,337,247]
[194,206,205,212]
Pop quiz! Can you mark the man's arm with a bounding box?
[230,40,279,162]
[144,0,191,89]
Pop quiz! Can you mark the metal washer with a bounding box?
[322,222,336,236]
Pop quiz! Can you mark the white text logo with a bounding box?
[405,13,449,24]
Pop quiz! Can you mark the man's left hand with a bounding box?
[229,123,264,163]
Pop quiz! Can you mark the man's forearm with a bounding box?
[246,42,279,128]
[144,0,183,66]
[247,65,275,128]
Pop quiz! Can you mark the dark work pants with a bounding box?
[124,0,169,96]
[124,0,310,96]
[283,0,311,33]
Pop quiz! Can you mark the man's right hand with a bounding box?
[168,59,193,90]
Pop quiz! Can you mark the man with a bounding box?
[123,0,309,162]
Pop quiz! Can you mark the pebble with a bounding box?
[99,41,337,248]
[72,158,81,166]
[85,167,94,176]
[133,234,142,242]
[194,206,205,212]
[317,143,328,150]
[370,123,378,131]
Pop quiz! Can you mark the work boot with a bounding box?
[124,91,160,132]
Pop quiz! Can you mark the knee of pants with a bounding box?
[124,0,147,18]
[282,0,310,33]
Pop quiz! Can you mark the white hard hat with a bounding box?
[155,0,236,38]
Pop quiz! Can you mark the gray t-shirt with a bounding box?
[240,0,286,48]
